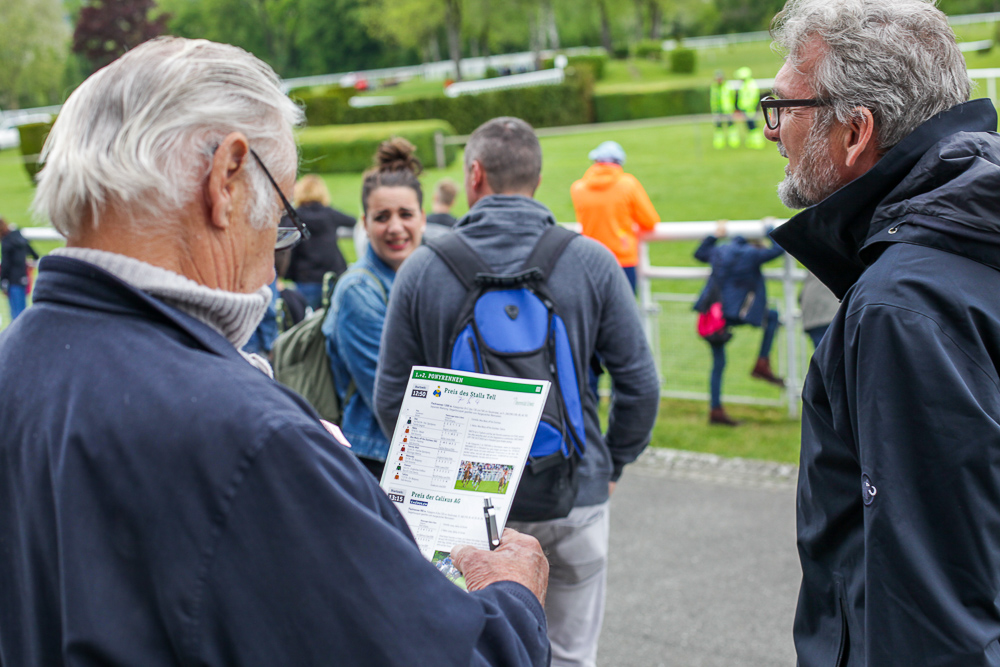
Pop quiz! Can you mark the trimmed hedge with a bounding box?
[296,119,458,174]
[18,121,54,183]
[541,54,608,80]
[635,40,663,61]
[594,87,708,123]
[295,72,593,134]
[669,48,697,74]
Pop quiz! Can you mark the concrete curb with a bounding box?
[629,447,798,489]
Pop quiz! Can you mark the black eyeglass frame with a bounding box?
[247,148,310,250]
[760,96,832,130]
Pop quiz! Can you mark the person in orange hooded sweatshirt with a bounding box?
[570,141,659,292]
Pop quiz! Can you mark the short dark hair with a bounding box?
[464,117,542,193]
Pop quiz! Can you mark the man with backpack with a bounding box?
[374,117,660,667]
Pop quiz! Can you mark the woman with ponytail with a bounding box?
[321,138,426,478]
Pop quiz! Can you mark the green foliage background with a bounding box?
[297,120,457,173]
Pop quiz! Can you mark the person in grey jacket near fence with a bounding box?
[374,117,660,667]
[798,271,839,349]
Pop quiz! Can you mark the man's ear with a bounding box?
[530,173,542,197]
[469,160,486,192]
[205,132,250,231]
[843,107,876,169]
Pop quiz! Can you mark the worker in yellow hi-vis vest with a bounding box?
[710,70,735,149]
[733,67,765,149]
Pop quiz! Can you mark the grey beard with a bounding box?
[778,168,820,210]
[775,136,841,210]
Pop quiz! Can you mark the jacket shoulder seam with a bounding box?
[846,301,1000,393]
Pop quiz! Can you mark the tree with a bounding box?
[161,0,414,78]
[0,0,70,110]
[362,0,465,80]
[72,0,169,72]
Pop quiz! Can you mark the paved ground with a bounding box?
[596,449,800,666]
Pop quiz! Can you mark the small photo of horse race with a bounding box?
[431,551,467,590]
[454,460,513,494]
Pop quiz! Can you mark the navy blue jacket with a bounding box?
[772,98,1000,666]
[693,235,784,326]
[0,256,548,666]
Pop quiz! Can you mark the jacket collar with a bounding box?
[32,255,247,363]
[770,98,998,298]
[456,194,556,232]
[361,244,397,285]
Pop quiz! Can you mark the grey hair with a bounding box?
[33,37,304,237]
[771,0,971,152]
[464,117,542,193]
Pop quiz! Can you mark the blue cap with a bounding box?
[588,141,626,165]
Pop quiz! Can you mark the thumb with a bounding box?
[450,544,475,569]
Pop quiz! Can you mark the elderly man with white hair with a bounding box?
[763,0,1000,664]
[0,37,550,666]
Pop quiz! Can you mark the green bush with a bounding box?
[296,119,458,174]
[542,54,609,81]
[635,40,664,61]
[669,48,697,74]
[18,121,54,183]
[298,72,593,134]
[594,87,708,122]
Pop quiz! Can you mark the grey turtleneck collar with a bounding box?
[51,247,273,375]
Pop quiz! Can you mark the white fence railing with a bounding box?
[20,219,807,416]
[445,68,565,97]
[632,219,803,417]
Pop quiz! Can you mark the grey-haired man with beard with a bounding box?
[764,0,1000,664]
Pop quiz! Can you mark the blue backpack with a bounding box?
[427,226,586,521]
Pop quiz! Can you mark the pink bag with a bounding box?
[697,302,732,343]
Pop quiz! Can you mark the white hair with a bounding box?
[771,0,971,152]
[33,37,304,237]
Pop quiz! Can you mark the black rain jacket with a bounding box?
[772,98,1000,666]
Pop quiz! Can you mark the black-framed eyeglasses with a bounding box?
[248,148,310,251]
[760,96,832,130]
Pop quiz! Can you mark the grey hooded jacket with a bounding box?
[373,194,660,507]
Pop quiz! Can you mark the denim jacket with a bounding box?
[322,246,394,461]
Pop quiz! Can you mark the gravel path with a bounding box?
[595,449,800,666]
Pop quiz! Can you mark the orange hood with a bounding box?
[578,163,624,191]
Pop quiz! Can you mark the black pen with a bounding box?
[483,498,500,550]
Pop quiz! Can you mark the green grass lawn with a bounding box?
[453,479,507,494]
[648,398,801,463]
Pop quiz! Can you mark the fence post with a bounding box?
[434,132,446,169]
[638,239,655,346]
[782,251,800,418]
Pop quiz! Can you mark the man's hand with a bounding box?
[452,528,549,606]
[609,481,617,497]
[715,220,728,238]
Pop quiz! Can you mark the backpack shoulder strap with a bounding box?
[520,225,578,280]
[426,233,492,291]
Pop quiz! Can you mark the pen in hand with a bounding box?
[484,498,500,551]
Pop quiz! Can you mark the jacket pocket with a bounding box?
[835,586,850,667]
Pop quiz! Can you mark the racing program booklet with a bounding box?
[380,366,550,589]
